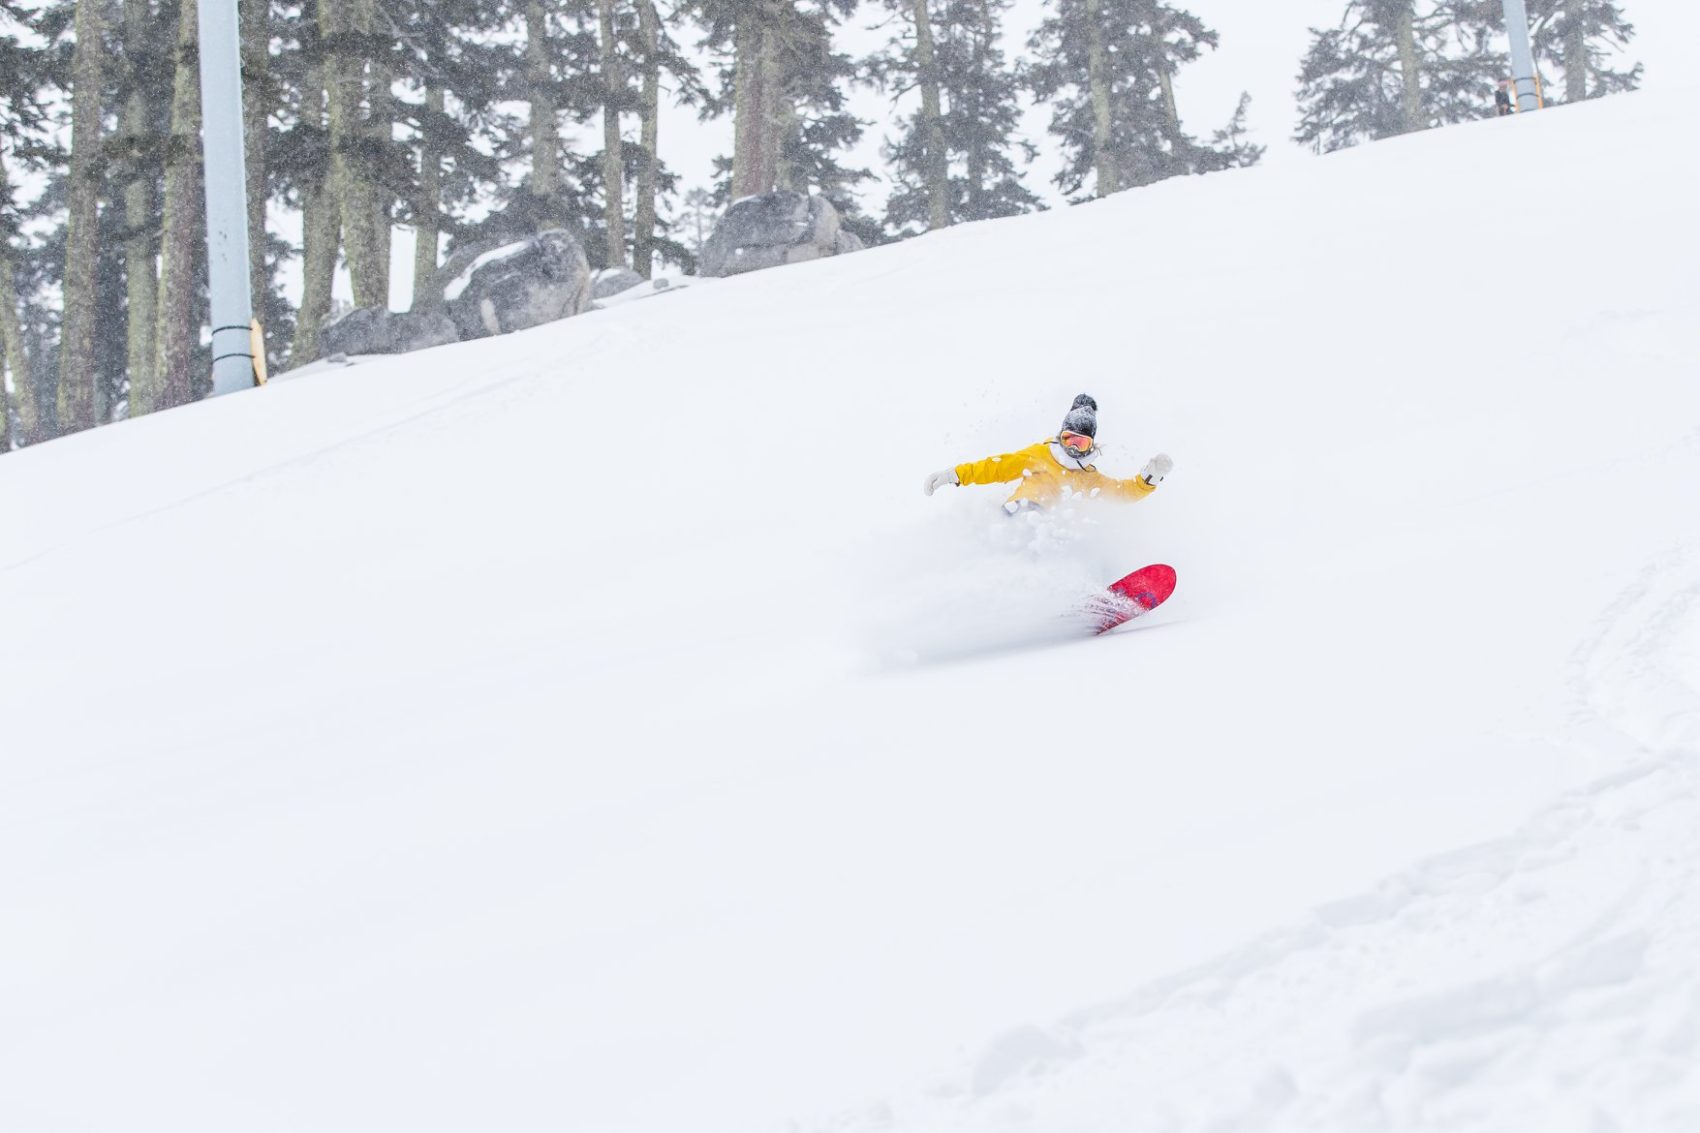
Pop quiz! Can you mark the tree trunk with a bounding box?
[762,24,794,190]
[1564,0,1588,101]
[1085,0,1117,196]
[0,154,35,448]
[413,84,444,298]
[293,201,339,365]
[1158,65,1181,134]
[122,0,159,419]
[58,0,106,433]
[290,58,338,365]
[596,0,628,268]
[241,0,269,314]
[362,0,392,304]
[525,0,563,213]
[325,0,382,309]
[633,0,660,277]
[0,243,27,448]
[153,0,202,412]
[963,0,991,219]
[731,18,770,197]
[1394,2,1424,133]
[912,0,949,229]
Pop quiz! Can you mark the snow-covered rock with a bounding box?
[442,229,594,340]
[317,306,460,358]
[592,273,699,310]
[700,190,858,278]
[414,238,502,310]
[592,267,646,300]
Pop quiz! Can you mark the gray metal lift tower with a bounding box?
[197,0,257,395]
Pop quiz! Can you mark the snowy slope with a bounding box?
[4,92,1698,1132]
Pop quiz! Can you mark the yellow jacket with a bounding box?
[955,440,1157,508]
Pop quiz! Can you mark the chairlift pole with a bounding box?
[1501,0,1543,113]
[196,0,257,395]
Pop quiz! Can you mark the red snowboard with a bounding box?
[1089,564,1177,635]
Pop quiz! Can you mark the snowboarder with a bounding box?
[1495,80,1515,117]
[924,394,1173,513]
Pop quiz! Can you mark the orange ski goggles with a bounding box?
[1060,430,1096,456]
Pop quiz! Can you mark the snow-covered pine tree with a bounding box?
[871,0,1041,236]
[0,0,54,446]
[1295,0,1501,154]
[520,0,579,228]
[10,3,138,430]
[277,1,340,364]
[1027,0,1261,200]
[1528,0,1642,102]
[111,0,157,420]
[630,0,708,275]
[1197,92,1263,175]
[318,0,394,311]
[676,187,717,266]
[379,0,519,292]
[54,0,105,432]
[694,0,872,225]
[241,0,272,336]
[0,155,30,450]
[1449,1,1641,105]
[370,0,571,262]
[579,0,704,274]
[594,0,632,269]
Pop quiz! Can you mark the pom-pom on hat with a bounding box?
[1061,394,1098,438]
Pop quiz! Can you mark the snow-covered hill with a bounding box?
[4,92,1698,1132]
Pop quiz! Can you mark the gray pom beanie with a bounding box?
[1061,394,1098,438]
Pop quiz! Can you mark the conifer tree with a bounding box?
[677,187,716,265]
[242,0,272,321]
[872,0,1040,235]
[1528,0,1641,101]
[1295,1,1500,154]
[323,0,391,310]
[1028,0,1261,200]
[280,2,341,363]
[1,0,54,446]
[447,0,605,248]
[1,152,35,448]
[383,0,518,296]
[56,0,105,433]
[152,0,203,413]
[595,0,630,269]
[632,0,662,275]
[696,0,870,207]
[631,0,705,275]
[113,0,175,417]
[525,0,570,224]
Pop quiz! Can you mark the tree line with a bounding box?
[1296,1,1641,153]
[0,0,1640,449]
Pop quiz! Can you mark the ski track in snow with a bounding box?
[814,547,1700,1132]
[0,323,620,579]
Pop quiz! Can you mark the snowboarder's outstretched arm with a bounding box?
[955,445,1050,487]
[925,445,1045,496]
[1095,453,1174,501]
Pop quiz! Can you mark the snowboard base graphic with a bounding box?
[1088,563,1177,635]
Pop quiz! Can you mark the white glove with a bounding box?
[924,468,959,496]
[1139,452,1173,486]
